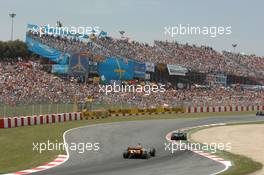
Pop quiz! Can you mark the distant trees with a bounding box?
[0,40,30,61]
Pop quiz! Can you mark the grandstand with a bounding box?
[1,24,264,117]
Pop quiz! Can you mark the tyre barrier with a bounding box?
[0,112,82,129]
[83,110,109,120]
[108,107,185,117]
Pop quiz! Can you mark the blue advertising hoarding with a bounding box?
[98,57,134,82]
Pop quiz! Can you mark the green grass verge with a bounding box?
[189,122,264,175]
[0,111,254,174]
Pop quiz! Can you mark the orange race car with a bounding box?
[123,144,156,159]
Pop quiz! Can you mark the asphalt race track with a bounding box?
[35,115,264,175]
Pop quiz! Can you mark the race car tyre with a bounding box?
[150,148,156,157]
[142,152,149,159]
[123,152,129,159]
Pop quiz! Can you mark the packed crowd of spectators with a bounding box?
[27,31,264,81]
[98,85,264,108]
[0,60,263,108]
[95,38,175,64]
[94,37,264,79]
[223,51,264,78]
[2,31,260,110]
[0,60,94,106]
[155,41,253,76]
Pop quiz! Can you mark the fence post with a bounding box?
[48,103,51,114]
[32,104,35,116]
[39,104,42,115]
[4,105,6,117]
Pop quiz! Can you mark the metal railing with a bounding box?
[0,102,75,118]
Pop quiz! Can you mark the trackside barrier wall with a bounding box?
[0,105,262,129]
[186,105,263,113]
[0,112,82,129]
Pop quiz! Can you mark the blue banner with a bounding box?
[98,57,134,82]
[26,36,69,64]
[133,61,146,79]
[51,64,69,74]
